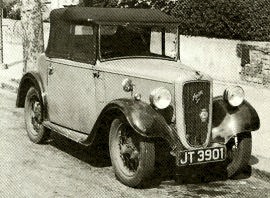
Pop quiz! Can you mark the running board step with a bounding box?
[43,121,89,145]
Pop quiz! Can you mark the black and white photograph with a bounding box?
[0,0,270,197]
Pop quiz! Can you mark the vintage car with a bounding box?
[16,7,260,187]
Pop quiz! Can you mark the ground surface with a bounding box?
[1,89,270,197]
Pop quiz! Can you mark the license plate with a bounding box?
[177,147,226,166]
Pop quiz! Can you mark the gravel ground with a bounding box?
[1,89,270,197]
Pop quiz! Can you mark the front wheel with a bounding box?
[24,87,50,144]
[226,132,252,178]
[109,118,155,187]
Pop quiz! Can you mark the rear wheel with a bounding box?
[24,87,50,144]
[109,118,155,187]
[226,132,252,178]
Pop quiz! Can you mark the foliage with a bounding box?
[106,0,176,13]
[104,0,270,41]
[171,0,270,41]
[2,0,21,20]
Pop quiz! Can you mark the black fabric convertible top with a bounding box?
[46,7,180,60]
[50,7,180,25]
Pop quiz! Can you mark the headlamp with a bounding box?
[150,87,172,109]
[223,86,245,107]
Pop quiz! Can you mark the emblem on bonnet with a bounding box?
[193,90,203,104]
[195,71,203,80]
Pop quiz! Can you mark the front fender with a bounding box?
[212,96,260,142]
[84,99,181,150]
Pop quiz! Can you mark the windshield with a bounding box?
[100,25,178,60]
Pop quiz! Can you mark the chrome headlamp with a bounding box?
[223,86,245,107]
[150,87,172,109]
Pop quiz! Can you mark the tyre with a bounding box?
[24,87,50,144]
[226,132,252,178]
[109,118,155,187]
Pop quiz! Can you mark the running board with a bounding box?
[43,121,89,145]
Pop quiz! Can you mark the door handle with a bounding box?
[93,71,100,78]
[48,65,55,75]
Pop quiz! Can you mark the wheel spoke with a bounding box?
[118,124,141,173]
[130,160,135,171]
[120,144,133,155]
[130,150,139,160]
[29,98,43,134]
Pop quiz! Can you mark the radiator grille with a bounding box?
[183,81,211,146]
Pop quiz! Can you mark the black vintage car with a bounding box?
[16,7,260,187]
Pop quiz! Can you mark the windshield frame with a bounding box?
[97,24,180,62]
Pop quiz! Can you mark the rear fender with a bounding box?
[16,72,47,117]
[212,96,260,143]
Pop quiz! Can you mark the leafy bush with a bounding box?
[2,0,21,20]
[171,0,270,41]
[105,0,270,41]
[106,0,176,13]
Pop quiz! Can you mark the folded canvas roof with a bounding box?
[50,7,181,25]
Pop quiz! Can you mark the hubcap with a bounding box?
[30,97,42,135]
[118,124,140,174]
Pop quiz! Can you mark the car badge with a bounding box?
[200,109,208,123]
[193,90,203,104]
[195,71,203,80]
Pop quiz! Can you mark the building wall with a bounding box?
[50,0,80,10]
[179,35,242,82]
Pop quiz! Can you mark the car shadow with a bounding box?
[142,165,225,188]
[46,132,252,188]
[47,132,111,168]
[142,162,252,189]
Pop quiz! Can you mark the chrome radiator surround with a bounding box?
[175,80,213,149]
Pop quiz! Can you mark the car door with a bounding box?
[47,24,97,134]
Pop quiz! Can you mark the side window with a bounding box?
[70,25,96,64]
[46,21,71,59]
[150,27,177,58]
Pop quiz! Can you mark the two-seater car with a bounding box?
[16,7,260,187]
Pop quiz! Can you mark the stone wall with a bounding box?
[240,44,270,86]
